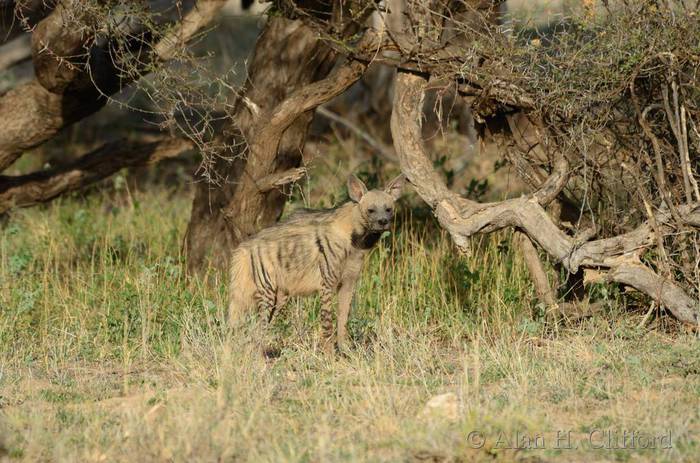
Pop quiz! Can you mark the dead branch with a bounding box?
[0,0,52,45]
[391,70,700,326]
[154,0,227,61]
[514,231,558,311]
[0,137,193,214]
[315,106,397,162]
[257,167,307,193]
[0,34,30,70]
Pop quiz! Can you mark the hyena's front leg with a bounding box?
[336,278,358,353]
[337,256,363,352]
[319,285,336,355]
[256,285,277,319]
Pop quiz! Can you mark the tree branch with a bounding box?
[0,34,30,71]
[241,51,373,193]
[257,167,307,193]
[0,0,226,172]
[391,70,700,326]
[0,0,52,45]
[315,106,397,162]
[0,137,193,213]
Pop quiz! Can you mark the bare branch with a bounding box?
[514,231,558,311]
[241,58,370,191]
[257,167,307,193]
[0,137,193,214]
[0,34,30,71]
[0,0,52,45]
[154,0,227,61]
[611,262,700,326]
[315,106,397,162]
[391,70,700,326]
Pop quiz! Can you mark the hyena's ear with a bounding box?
[347,174,368,202]
[384,173,406,200]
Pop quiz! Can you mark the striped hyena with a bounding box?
[228,174,406,353]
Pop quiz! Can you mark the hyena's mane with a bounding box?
[284,203,351,225]
[243,204,351,243]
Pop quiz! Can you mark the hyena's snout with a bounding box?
[377,210,394,230]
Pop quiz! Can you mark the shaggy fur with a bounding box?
[228,174,405,353]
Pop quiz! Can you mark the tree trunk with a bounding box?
[184,17,338,274]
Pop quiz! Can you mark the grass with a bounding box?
[1,183,699,462]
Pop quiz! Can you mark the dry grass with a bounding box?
[1,178,699,462]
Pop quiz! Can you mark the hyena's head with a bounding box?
[347,174,406,231]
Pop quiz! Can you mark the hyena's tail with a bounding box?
[228,247,257,326]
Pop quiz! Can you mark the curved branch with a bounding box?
[391,70,700,326]
[253,59,368,161]
[239,40,376,193]
[390,72,456,208]
[611,263,700,325]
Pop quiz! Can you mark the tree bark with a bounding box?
[0,137,193,213]
[391,70,700,326]
[0,0,225,172]
[184,17,340,274]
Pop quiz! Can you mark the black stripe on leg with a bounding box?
[316,235,330,268]
[256,248,274,292]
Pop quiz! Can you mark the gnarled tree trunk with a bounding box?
[184,17,339,274]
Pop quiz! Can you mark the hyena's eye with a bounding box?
[368,208,376,214]
[386,207,392,213]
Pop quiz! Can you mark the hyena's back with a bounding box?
[228,224,343,321]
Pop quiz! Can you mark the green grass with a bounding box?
[1,185,699,462]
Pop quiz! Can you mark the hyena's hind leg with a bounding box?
[267,291,288,323]
[228,249,257,328]
[336,256,364,353]
[318,242,340,354]
[228,287,256,328]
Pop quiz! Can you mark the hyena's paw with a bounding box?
[262,345,282,359]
